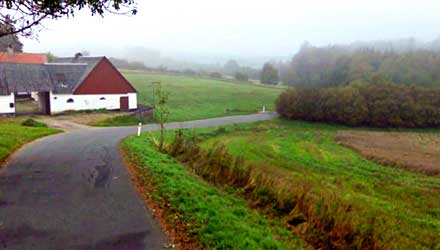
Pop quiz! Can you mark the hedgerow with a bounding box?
[276,77,440,128]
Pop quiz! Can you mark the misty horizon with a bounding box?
[19,0,440,68]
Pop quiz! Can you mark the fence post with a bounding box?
[137,122,142,136]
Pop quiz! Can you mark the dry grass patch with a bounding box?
[33,111,131,126]
[336,130,440,175]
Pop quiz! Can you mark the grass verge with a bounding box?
[0,119,61,163]
[121,135,305,250]
[92,115,150,127]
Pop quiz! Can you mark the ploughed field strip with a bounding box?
[336,130,440,175]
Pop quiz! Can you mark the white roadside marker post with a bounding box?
[137,122,142,137]
[262,105,266,113]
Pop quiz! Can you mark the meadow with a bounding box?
[96,72,284,126]
[124,119,440,249]
[197,121,440,249]
[0,118,60,163]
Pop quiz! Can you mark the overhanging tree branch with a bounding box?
[0,0,137,38]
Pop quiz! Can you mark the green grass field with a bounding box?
[124,119,440,249]
[195,120,440,249]
[97,72,284,126]
[0,119,60,163]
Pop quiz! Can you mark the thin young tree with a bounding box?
[153,81,170,152]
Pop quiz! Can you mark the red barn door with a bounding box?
[120,96,129,111]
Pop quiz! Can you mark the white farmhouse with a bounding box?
[0,54,137,115]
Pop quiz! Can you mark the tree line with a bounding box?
[276,76,440,128]
[109,57,149,71]
[278,42,440,88]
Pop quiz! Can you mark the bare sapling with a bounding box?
[152,81,170,152]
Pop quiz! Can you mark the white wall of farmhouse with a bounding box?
[0,94,15,114]
[49,92,137,114]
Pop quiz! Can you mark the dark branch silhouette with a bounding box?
[0,0,137,38]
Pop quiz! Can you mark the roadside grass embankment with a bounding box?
[121,134,305,250]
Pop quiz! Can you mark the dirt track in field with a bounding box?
[336,130,440,175]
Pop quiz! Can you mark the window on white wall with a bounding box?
[67,98,74,103]
[100,97,106,100]
[9,103,14,108]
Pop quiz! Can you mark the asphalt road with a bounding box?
[0,113,277,250]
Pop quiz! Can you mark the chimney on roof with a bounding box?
[6,44,13,56]
[74,52,83,60]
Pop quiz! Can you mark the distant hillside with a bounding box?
[345,37,440,52]
[278,37,440,88]
[109,57,148,71]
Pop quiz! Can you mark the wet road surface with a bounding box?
[0,113,277,250]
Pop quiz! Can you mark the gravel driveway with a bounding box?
[0,113,277,250]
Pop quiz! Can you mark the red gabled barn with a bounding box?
[0,55,138,115]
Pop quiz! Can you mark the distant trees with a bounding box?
[234,72,249,82]
[222,59,261,80]
[240,66,260,81]
[183,69,197,76]
[224,60,240,75]
[209,72,223,79]
[46,52,56,62]
[109,57,147,71]
[283,43,440,88]
[0,20,22,52]
[274,40,440,128]
[261,63,279,85]
[276,77,440,128]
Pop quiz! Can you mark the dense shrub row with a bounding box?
[276,78,440,128]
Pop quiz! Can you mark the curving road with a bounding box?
[0,113,277,250]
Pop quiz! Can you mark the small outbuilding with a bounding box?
[0,54,137,115]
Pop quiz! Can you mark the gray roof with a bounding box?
[0,57,103,95]
[0,63,52,95]
[52,57,102,91]
[46,63,88,93]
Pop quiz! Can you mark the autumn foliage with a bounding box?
[276,77,440,128]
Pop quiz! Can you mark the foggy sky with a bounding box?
[23,0,440,62]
